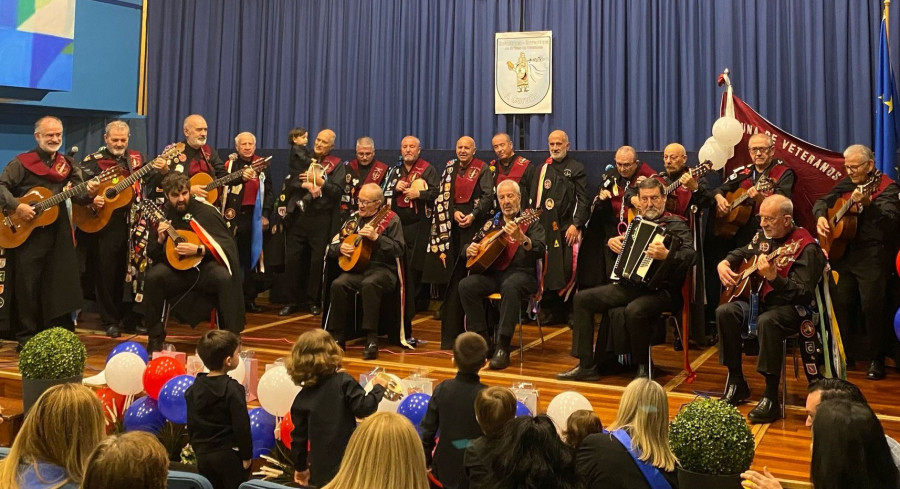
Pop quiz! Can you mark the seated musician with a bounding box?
[325,183,405,360]
[558,178,695,381]
[716,194,825,424]
[458,180,546,370]
[143,173,245,353]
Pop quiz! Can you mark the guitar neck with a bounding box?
[741,248,781,279]
[113,161,156,192]
[206,170,242,190]
[37,177,97,210]
[833,179,878,224]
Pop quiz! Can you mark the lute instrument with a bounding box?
[338,205,394,272]
[189,155,272,204]
[817,174,881,261]
[142,201,204,270]
[466,209,542,273]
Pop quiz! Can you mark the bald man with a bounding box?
[279,129,347,317]
[221,132,274,313]
[152,114,226,202]
[715,194,825,423]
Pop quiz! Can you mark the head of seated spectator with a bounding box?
[474,387,516,438]
[488,414,580,489]
[322,411,428,489]
[453,332,488,375]
[810,399,899,489]
[80,431,168,489]
[805,377,867,427]
[0,383,106,489]
[608,377,676,472]
[564,409,603,449]
[286,329,343,387]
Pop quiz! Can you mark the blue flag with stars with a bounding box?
[876,10,898,179]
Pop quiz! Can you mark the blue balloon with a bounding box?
[158,374,195,424]
[397,393,431,432]
[124,396,166,433]
[894,307,900,342]
[106,341,149,365]
[515,401,532,417]
[249,407,277,458]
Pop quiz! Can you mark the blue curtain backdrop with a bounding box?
[147,0,897,154]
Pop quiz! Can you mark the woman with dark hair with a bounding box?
[486,414,582,489]
[742,399,899,489]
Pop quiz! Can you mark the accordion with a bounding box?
[610,216,680,289]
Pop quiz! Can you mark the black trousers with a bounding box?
[81,214,130,327]
[458,268,537,338]
[716,301,801,377]
[401,219,427,339]
[831,245,889,360]
[234,207,259,302]
[143,260,244,342]
[284,211,332,306]
[325,264,397,337]
[572,283,677,365]
[196,449,250,489]
[13,223,75,343]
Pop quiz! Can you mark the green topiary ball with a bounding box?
[19,327,87,380]
[669,398,755,475]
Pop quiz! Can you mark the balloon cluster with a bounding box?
[698,116,744,170]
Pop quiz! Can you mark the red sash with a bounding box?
[188,144,214,176]
[236,154,261,206]
[349,159,389,186]
[395,159,429,208]
[18,151,71,183]
[454,159,486,204]
[321,155,342,174]
[494,155,529,185]
[656,172,692,217]
[761,226,817,299]
[492,218,533,271]
[374,209,396,234]
[739,161,787,190]
[96,149,142,174]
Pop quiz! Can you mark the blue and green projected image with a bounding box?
[0,0,76,91]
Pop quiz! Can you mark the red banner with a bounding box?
[723,94,845,230]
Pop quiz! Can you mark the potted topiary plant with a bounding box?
[669,398,755,489]
[19,327,87,412]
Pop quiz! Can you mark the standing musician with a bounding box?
[340,137,389,222]
[383,135,440,344]
[324,183,405,360]
[143,173,244,353]
[490,132,535,207]
[716,194,825,424]
[813,144,900,380]
[220,132,273,314]
[558,178,695,381]
[458,180,546,370]
[149,114,226,202]
[0,116,99,348]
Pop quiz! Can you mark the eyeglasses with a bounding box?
[749,146,773,154]
[757,214,784,224]
[844,162,870,173]
[358,199,379,206]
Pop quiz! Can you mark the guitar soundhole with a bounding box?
[105,188,116,199]
[353,236,362,246]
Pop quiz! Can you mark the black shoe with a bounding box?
[134,325,148,335]
[747,397,780,424]
[867,359,886,380]
[245,301,264,313]
[489,348,510,370]
[310,304,322,315]
[721,379,751,406]
[557,364,601,381]
[363,343,378,360]
[278,305,298,316]
[105,325,121,338]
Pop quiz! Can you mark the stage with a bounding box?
[1,298,898,488]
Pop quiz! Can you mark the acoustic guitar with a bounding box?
[719,240,801,305]
[0,166,121,249]
[661,160,718,213]
[466,209,543,273]
[713,177,776,238]
[817,175,881,261]
[189,155,273,204]
[142,201,204,270]
[338,205,393,272]
[72,143,185,233]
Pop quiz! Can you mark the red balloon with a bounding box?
[95,387,126,423]
[142,357,186,400]
[895,249,900,276]
[280,412,294,448]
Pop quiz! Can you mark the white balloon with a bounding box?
[257,366,301,417]
[700,136,729,169]
[227,356,246,385]
[546,391,593,435]
[712,116,744,147]
[105,352,147,396]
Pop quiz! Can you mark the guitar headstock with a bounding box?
[141,200,166,222]
[691,160,715,178]
[96,166,123,183]
[251,155,273,172]
[861,172,882,196]
[149,142,185,168]
[518,208,543,225]
[757,178,776,193]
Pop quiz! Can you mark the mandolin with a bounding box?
[818,174,881,261]
[189,155,272,204]
[72,143,185,233]
[466,209,542,273]
[713,177,775,238]
[142,201,203,270]
[338,205,394,272]
[0,166,121,249]
[719,240,800,305]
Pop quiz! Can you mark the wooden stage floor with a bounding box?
[2,299,899,488]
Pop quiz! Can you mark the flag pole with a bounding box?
[887,0,891,39]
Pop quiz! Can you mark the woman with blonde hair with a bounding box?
[0,383,106,489]
[576,378,678,489]
[322,411,429,489]
[81,431,169,489]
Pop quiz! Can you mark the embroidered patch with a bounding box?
[800,319,816,338]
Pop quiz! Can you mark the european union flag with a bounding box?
[875,11,898,179]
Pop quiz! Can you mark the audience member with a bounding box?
[80,431,168,489]
[286,329,387,487]
[565,410,603,449]
[185,330,252,489]
[576,378,677,489]
[464,387,517,489]
[487,414,581,489]
[322,412,429,489]
[0,383,106,489]
[420,332,489,489]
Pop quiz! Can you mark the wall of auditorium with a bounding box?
[0,0,144,166]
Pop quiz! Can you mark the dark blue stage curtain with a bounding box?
[147,0,895,154]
